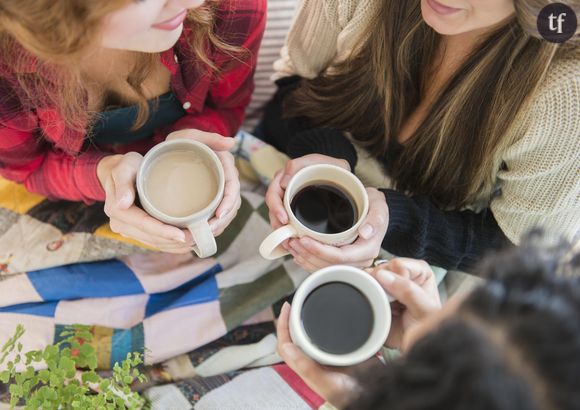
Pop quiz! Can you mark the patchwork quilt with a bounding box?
[0,132,478,409]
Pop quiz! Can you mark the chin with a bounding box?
[420,0,469,36]
[105,25,184,53]
[140,25,184,52]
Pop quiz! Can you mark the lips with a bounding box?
[426,0,463,15]
[152,9,188,31]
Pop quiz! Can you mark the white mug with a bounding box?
[289,265,391,366]
[136,139,225,258]
[259,164,369,260]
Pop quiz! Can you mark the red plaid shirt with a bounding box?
[0,0,265,203]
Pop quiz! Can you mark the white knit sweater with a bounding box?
[274,0,580,245]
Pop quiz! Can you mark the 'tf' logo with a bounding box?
[537,3,577,43]
[549,12,567,34]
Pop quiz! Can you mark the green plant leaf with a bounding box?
[38,369,50,384]
[9,383,22,397]
[82,371,100,384]
[59,355,76,378]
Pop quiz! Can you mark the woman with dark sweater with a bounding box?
[261,0,579,272]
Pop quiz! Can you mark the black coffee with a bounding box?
[290,184,357,234]
[301,282,373,355]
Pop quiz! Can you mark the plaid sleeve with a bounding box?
[0,121,106,203]
[169,0,267,137]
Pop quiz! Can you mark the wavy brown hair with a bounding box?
[290,0,578,208]
[0,0,241,131]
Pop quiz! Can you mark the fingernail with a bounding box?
[278,213,287,224]
[280,176,290,187]
[282,301,291,311]
[360,224,374,239]
[378,270,395,285]
[281,343,300,360]
[118,192,131,206]
[173,233,186,243]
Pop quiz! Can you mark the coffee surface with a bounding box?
[145,150,218,217]
[301,282,373,355]
[290,183,357,234]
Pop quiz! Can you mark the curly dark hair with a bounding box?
[348,233,580,410]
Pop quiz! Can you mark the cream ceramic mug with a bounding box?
[259,164,369,260]
[289,265,392,366]
[136,139,225,258]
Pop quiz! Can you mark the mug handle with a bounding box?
[188,219,217,258]
[259,225,299,260]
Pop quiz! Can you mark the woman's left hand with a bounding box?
[166,129,241,238]
[288,188,389,272]
[276,302,363,408]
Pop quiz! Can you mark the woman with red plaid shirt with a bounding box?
[0,0,266,253]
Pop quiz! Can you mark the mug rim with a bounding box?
[136,139,225,224]
[282,164,369,240]
[289,265,391,366]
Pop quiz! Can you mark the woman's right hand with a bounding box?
[265,154,351,231]
[369,258,442,350]
[97,153,194,253]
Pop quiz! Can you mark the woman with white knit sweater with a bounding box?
[261,0,580,273]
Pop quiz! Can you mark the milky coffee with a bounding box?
[144,150,218,218]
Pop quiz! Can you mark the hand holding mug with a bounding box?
[287,188,388,272]
[369,258,442,350]
[97,153,194,254]
[137,134,234,258]
[260,164,370,262]
[277,265,390,407]
[277,302,363,409]
[266,154,351,230]
[166,129,241,238]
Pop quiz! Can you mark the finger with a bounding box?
[110,205,187,242]
[373,270,439,317]
[295,238,375,268]
[358,188,389,240]
[280,157,316,188]
[110,220,192,249]
[215,151,240,219]
[299,236,379,266]
[166,129,235,151]
[276,302,293,347]
[110,153,143,210]
[265,171,288,225]
[378,258,434,285]
[289,239,332,271]
[268,211,284,230]
[280,155,350,189]
[209,201,239,236]
[293,253,319,273]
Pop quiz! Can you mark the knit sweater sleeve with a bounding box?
[287,129,510,272]
[273,0,380,79]
[490,61,580,245]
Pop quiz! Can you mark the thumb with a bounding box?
[111,154,141,209]
[358,189,388,240]
[374,270,434,318]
